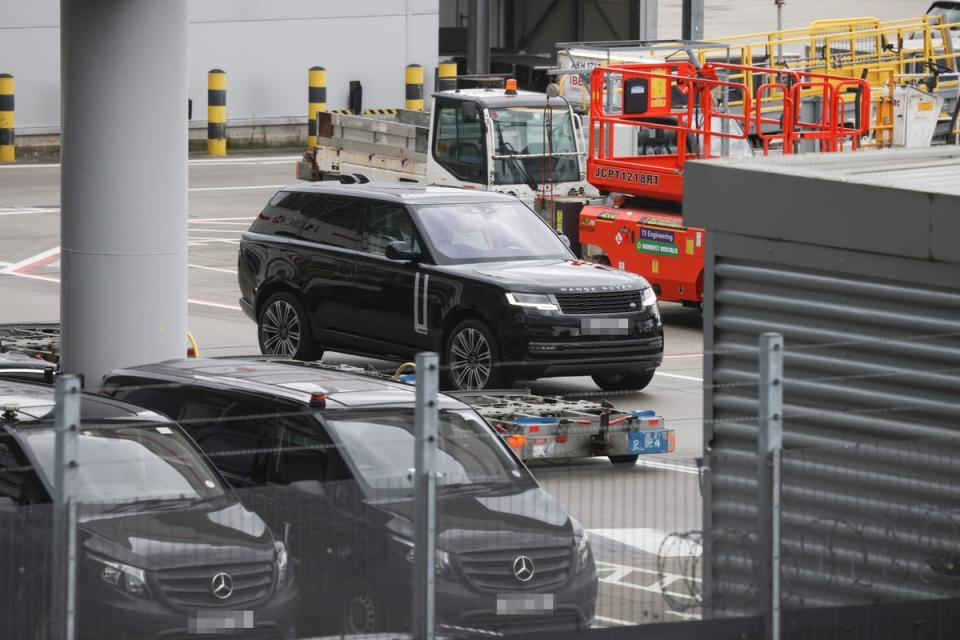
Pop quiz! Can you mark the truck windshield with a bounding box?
[413,201,572,264]
[27,424,225,505]
[490,107,581,185]
[324,409,531,497]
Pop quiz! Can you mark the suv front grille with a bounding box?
[458,546,573,592]
[555,290,643,315]
[155,562,274,608]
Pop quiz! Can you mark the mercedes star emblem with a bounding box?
[211,572,234,600]
[512,555,535,582]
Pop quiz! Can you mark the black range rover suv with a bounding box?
[102,357,599,636]
[238,183,663,391]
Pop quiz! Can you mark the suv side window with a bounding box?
[268,415,351,485]
[299,194,363,250]
[433,99,486,184]
[248,190,317,238]
[363,201,421,256]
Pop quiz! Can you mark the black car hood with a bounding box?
[372,485,575,552]
[442,258,648,292]
[79,498,275,571]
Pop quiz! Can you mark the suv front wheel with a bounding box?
[258,292,324,361]
[443,319,507,391]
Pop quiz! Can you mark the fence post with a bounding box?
[51,374,81,640]
[412,352,439,640]
[757,333,783,640]
[0,73,14,163]
[308,66,327,149]
[207,69,227,156]
[405,64,424,111]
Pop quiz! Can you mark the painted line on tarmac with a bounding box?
[591,528,702,557]
[189,263,238,275]
[594,615,636,627]
[188,297,242,311]
[191,216,258,222]
[189,184,285,192]
[663,352,703,359]
[0,207,60,217]
[1,246,61,274]
[189,220,250,226]
[0,156,300,170]
[634,459,700,475]
[656,371,703,382]
[595,561,700,600]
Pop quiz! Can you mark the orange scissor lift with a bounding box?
[578,61,871,306]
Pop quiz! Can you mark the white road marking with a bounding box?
[594,615,636,627]
[188,220,250,225]
[595,560,701,601]
[590,529,703,557]
[634,459,701,475]
[188,297,241,311]
[189,184,284,192]
[1,246,61,274]
[0,155,300,170]
[663,352,704,359]
[187,228,244,234]
[188,263,238,275]
[656,371,703,382]
[0,207,59,217]
[189,216,256,222]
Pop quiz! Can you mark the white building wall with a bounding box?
[1,0,439,133]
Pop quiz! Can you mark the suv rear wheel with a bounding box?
[258,292,324,361]
[443,319,506,391]
[592,369,656,392]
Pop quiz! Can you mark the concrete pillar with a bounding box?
[682,0,704,40]
[60,0,188,388]
[467,0,490,75]
[630,0,659,41]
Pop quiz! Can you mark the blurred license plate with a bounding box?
[497,593,555,615]
[582,318,628,335]
[188,610,254,634]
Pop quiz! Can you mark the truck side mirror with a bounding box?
[462,102,479,123]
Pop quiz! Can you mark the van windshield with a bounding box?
[324,409,531,497]
[27,424,225,505]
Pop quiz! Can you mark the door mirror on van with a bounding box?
[558,233,572,248]
[0,497,17,513]
[385,240,419,261]
[289,479,326,497]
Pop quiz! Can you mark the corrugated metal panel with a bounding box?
[705,256,960,617]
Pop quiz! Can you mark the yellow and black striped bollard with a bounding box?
[207,69,227,156]
[308,66,327,149]
[405,64,424,111]
[0,74,13,163]
[438,61,457,92]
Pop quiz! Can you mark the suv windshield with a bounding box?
[324,409,530,497]
[490,106,581,185]
[26,424,225,505]
[413,201,572,264]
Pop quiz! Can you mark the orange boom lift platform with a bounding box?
[577,60,870,306]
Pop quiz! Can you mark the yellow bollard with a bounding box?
[207,69,227,156]
[307,66,327,149]
[438,61,457,92]
[405,64,424,111]
[0,74,14,163]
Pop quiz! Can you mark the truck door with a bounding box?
[429,97,487,187]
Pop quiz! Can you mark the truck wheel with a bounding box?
[609,454,640,467]
[443,319,506,391]
[258,292,324,361]
[592,369,655,392]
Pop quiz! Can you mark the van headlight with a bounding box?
[394,536,454,579]
[570,518,593,573]
[275,541,290,586]
[506,292,559,312]
[90,556,149,598]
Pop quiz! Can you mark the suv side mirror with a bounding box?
[385,240,418,261]
[0,497,17,513]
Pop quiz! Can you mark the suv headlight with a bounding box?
[90,556,149,598]
[506,292,558,312]
[275,541,290,586]
[641,287,657,307]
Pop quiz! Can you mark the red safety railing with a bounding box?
[586,61,871,202]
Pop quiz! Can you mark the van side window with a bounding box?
[299,195,363,250]
[0,436,46,505]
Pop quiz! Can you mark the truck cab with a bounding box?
[427,88,591,200]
